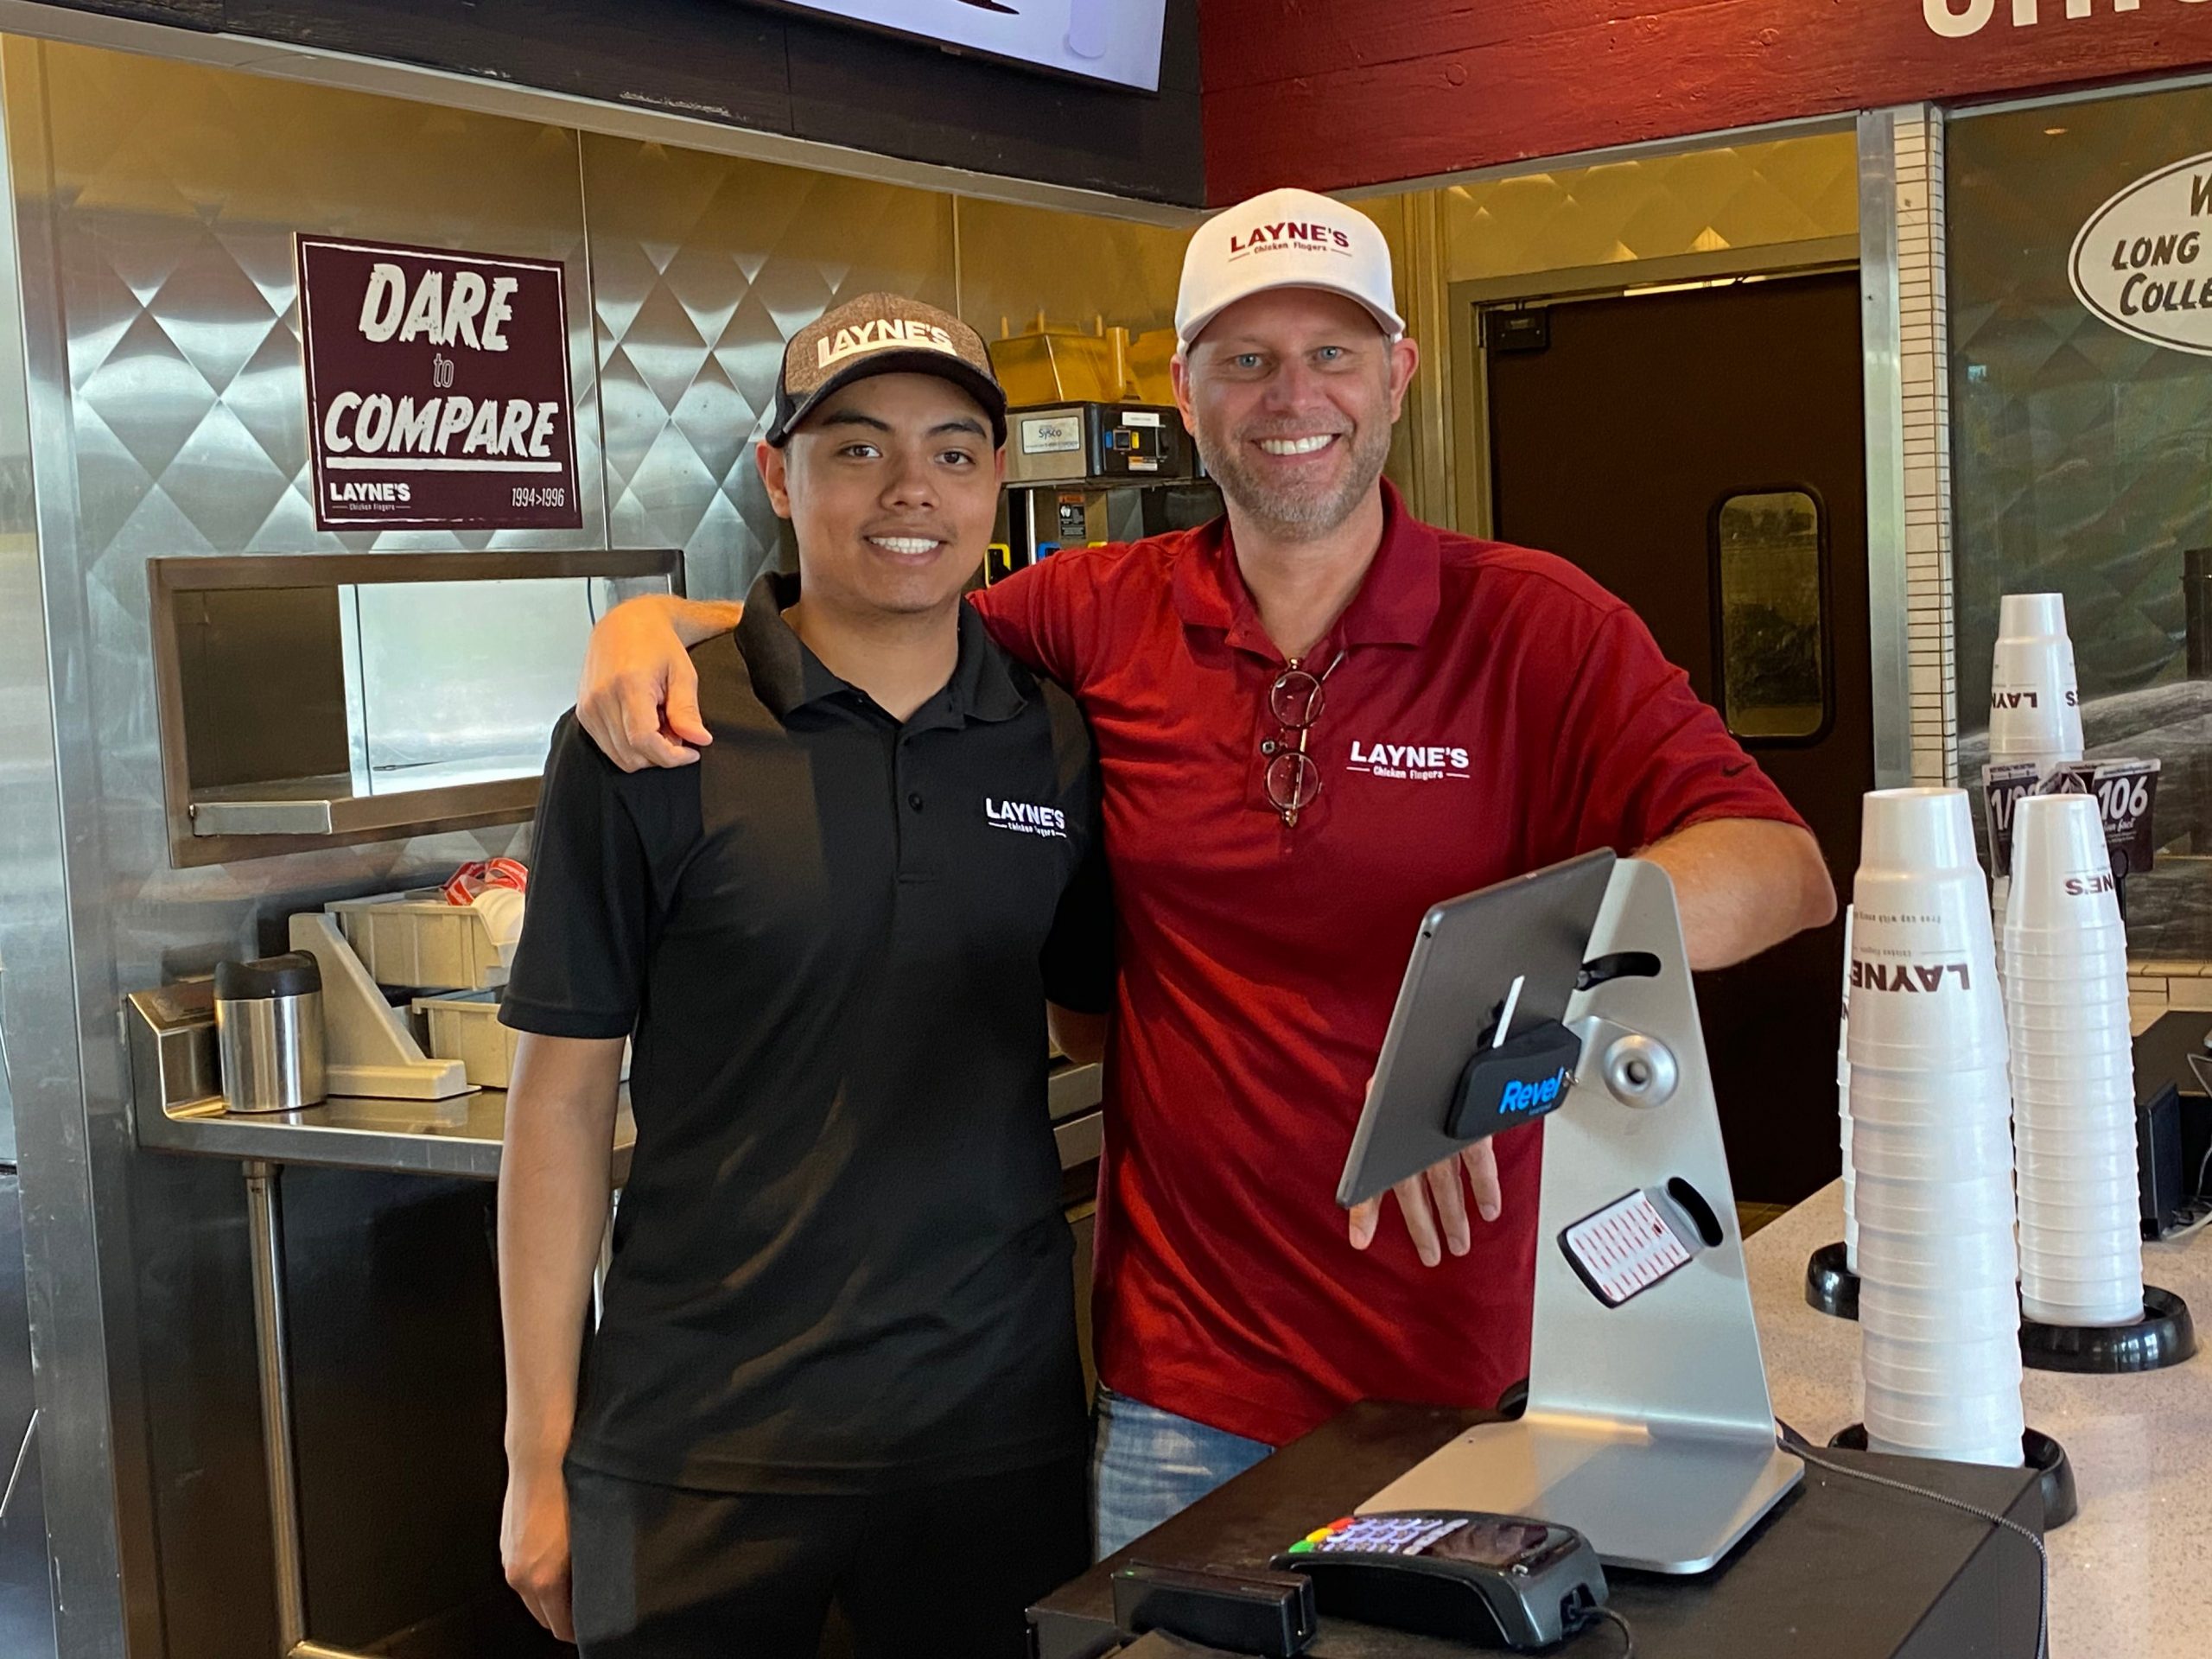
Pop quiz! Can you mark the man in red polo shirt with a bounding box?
[569,188,1837,1554]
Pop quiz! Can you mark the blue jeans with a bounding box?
[1090,1384,1274,1558]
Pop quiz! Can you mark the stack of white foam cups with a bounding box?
[1849,788,2025,1467]
[1987,594,2086,954]
[1838,906,1857,1272]
[2005,792,2145,1327]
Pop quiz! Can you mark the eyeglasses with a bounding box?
[1262,651,1344,828]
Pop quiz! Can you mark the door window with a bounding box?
[1713,489,1828,741]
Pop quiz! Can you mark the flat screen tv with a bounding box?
[768,0,1168,92]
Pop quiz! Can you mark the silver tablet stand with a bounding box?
[1361,857,1802,1573]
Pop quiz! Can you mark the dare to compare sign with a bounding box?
[296,236,582,531]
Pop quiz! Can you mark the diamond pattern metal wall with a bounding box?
[9,37,611,1659]
[957,195,1190,341]
[1950,86,2212,721]
[585,137,957,599]
[1434,133,1859,284]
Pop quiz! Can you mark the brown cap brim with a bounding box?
[766,351,1008,449]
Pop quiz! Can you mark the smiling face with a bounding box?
[1173,286,1419,544]
[759,371,1005,622]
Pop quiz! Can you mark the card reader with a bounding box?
[1269,1510,1608,1650]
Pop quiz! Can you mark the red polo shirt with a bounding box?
[972,481,1803,1446]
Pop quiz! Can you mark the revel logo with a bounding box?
[1500,1067,1572,1115]
[1226,220,1356,262]
[984,798,1068,839]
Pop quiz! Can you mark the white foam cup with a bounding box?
[2014,1091,2134,1127]
[1987,656,2078,762]
[1845,1077,2014,1131]
[2017,1153,2144,1192]
[1988,621,2083,762]
[1859,1282,2024,1342]
[1847,1061,2013,1096]
[2025,1309,2141,1336]
[1866,1427,2026,1468]
[1999,918,2128,952]
[1863,1381,2025,1441]
[2018,1199,2143,1239]
[2000,993,2132,1033]
[2005,1012,2132,1049]
[1863,1376,2026,1429]
[1854,1172,2018,1227]
[1855,1228,2019,1288]
[2014,1120,2138,1156]
[2012,1059,2136,1091]
[2000,941,2131,979]
[2020,1265,2142,1313]
[1847,836,2006,1062]
[2005,793,2117,928]
[2019,1242,2141,1278]
[1861,1334,2024,1393]
[1850,1117,2014,1179]
[1999,593,2068,639]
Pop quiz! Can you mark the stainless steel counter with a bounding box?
[125,980,1105,1184]
[141,1086,638,1185]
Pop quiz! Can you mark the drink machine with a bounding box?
[989,402,1220,583]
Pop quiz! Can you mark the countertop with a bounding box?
[137,1085,639,1185]
[1745,1182,2208,1658]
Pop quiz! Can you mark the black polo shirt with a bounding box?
[501,571,1112,1494]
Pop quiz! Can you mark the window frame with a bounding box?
[1706,482,1838,750]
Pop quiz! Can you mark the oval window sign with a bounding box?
[2070,153,2212,355]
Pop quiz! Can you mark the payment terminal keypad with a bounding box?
[1288,1516,1464,1556]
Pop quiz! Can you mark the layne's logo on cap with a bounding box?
[769,293,1007,448]
[817,315,958,370]
[1227,219,1356,261]
[1176,186,1406,348]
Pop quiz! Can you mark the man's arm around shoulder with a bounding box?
[578,594,742,772]
[1639,817,1837,970]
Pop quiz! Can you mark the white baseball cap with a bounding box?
[1175,186,1405,350]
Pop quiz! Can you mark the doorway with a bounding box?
[1478,270,1872,1204]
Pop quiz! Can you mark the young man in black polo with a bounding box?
[494,295,1109,1659]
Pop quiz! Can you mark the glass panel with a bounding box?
[1950,83,2212,957]
[352,576,597,793]
[1716,491,1826,740]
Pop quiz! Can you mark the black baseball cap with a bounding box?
[766,292,1007,448]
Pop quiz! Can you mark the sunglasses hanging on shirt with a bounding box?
[1261,652,1345,828]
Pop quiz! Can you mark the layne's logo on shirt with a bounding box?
[1345,740,1472,782]
[984,798,1069,839]
[817,317,956,369]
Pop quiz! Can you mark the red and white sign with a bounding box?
[1201,1,2212,200]
[297,236,581,531]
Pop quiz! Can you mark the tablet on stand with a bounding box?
[1342,849,1802,1575]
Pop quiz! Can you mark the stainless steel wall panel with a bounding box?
[3,37,589,1659]
[0,32,1223,1659]
[585,135,956,597]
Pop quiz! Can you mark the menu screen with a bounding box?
[772,1,1167,92]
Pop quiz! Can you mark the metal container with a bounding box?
[214,954,326,1114]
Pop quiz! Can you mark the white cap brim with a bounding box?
[1179,279,1406,352]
